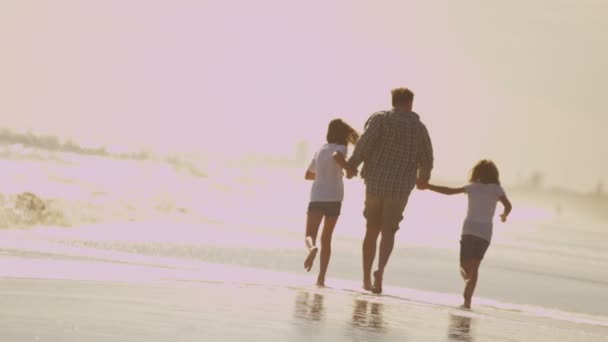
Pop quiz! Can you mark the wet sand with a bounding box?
[1,254,607,341]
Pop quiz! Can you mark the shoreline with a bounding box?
[1,253,607,341]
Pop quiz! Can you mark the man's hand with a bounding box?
[345,165,358,179]
[416,178,429,190]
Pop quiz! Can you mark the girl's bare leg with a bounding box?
[304,212,323,272]
[461,259,482,309]
[316,216,338,286]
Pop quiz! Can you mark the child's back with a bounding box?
[463,182,505,241]
[309,143,348,202]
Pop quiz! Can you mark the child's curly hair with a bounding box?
[469,160,500,185]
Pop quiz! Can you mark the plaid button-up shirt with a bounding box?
[347,109,434,200]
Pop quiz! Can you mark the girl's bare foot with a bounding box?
[362,281,372,291]
[316,279,325,287]
[304,247,318,272]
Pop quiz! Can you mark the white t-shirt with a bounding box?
[307,143,348,202]
[462,182,505,241]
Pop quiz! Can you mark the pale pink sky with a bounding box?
[1,1,607,189]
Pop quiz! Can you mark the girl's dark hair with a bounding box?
[326,119,359,146]
[469,159,500,185]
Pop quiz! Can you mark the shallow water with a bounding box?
[1,271,607,342]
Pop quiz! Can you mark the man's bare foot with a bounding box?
[304,247,318,272]
[371,270,383,294]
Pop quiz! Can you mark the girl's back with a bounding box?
[464,183,505,224]
[463,182,505,241]
[308,143,347,202]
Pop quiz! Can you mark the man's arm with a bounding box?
[347,114,382,170]
[416,123,434,187]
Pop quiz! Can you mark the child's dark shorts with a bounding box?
[460,234,490,262]
[308,201,342,217]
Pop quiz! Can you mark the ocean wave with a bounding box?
[0,192,69,228]
[0,189,201,229]
[0,128,208,179]
[0,128,149,159]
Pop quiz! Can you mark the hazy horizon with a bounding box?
[2,0,607,190]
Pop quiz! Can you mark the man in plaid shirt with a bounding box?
[346,87,434,294]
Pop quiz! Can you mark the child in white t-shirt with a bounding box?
[304,118,359,286]
[420,159,512,309]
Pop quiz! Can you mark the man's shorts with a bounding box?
[460,234,490,262]
[308,201,342,217]
[363,193,410,233]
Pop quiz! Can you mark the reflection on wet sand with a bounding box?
[351,299,386,334]
[448,313,473,342]
[294,291,325,322]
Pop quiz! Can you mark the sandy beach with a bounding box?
[3,0,608,340]
[0,131,607,342]
[1,249,607,342]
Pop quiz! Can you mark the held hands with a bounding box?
[345,166,358,179]
[416,178,429,190]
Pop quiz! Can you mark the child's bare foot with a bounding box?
[304,247,318,272]
[371,270,383,294]
[462,297,471,309]
[316,279,325,287]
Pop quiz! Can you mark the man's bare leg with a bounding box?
[362,228,380,291]
[316,216,338,286]
[304,212,323,272]
[460,266,469,281]
[372,230,396,294]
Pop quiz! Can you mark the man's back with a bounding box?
[348,109,433,200]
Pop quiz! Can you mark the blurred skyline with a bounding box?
[1,0,607,190]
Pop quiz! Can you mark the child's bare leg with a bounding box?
[304,212,323,271]
[317,216,338,286]
[461,259,481,309]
